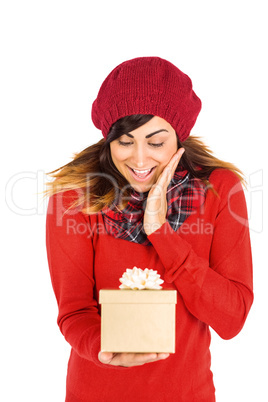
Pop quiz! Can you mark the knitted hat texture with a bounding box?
[91,56,201,142]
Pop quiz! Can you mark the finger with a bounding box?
[125,352,170,365]
[112,353,157,366]
[159,148,185,178]
[157,148,185,186]
[108,352,169,367]
[135,353,169,365]
[98,351,114,364]
[157,353,170,359]
[170,147,185,169]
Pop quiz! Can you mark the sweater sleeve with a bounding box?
[148,170,254,340]
[46,190,103,365]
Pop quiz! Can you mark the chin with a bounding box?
[131,182,153,193]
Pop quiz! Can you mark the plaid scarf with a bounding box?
[101,167,207,246]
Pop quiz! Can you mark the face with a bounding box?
[110,116,178,192]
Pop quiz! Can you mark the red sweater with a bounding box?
[46,169,253,402]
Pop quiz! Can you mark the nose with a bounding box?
[133,144,148,168]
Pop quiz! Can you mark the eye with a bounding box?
[117,140,164,147]
[118,140,133,146]
[149,142,164,148]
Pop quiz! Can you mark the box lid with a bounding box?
[99,289,177,304]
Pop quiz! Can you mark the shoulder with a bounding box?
[47,189,83,213]
[209,168,242,187]
[207,168,248,218]
[46,189,91,231]
[208,168,244,198]
[47,189,101,231]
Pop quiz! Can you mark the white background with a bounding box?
[1,1,267,401]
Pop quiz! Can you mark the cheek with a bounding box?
[110,145,130,173]
[110,145,122,164]
[157,147,177,166]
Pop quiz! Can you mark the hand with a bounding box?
[143,148,185,236]
[98,351,170,367]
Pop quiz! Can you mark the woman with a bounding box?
[46,57,253,401]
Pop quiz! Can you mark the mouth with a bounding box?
[127,166,156,182]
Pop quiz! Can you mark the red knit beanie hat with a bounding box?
[91,56,201,142]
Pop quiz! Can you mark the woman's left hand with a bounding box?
[143,148,185,236]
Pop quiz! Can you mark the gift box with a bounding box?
[99,289,177,353]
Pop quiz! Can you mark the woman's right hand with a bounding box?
[98,351,170,367]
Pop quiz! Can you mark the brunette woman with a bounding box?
[46,57,253,401]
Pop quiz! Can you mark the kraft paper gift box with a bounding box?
[99,289,177,353]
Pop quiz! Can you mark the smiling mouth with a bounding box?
[127,166,156,181]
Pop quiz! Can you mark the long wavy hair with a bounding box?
[45,114,245,213]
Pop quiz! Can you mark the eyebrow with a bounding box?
[124,129,169,139]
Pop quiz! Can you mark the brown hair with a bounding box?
[45,114,245,213]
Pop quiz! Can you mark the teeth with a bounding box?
[132,168,151,174]
[130,167,154,179]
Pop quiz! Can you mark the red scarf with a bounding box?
[101,168,207,246]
